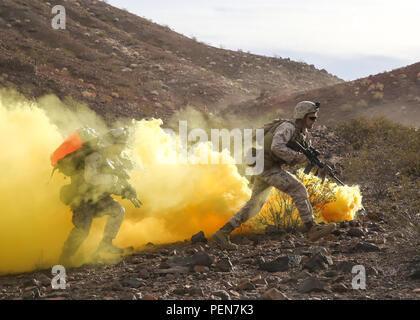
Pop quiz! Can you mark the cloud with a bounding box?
[107,0,420,79]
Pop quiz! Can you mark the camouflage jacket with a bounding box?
[61,152,133,206]
[263,119,310,170]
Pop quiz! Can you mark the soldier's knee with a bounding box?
[289,180,308,197]
[109,202,125,218]
[69,226,90,239]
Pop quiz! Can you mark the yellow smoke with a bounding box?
[0,89,251,274]
[250,170,362,230]
[0,89,362,275]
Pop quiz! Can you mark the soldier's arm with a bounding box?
[84,152,118,186]
[271,122,306,165]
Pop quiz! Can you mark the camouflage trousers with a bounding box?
[228,166,314,229]
[61,196,125,258]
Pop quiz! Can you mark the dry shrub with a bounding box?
[255,171,336,232]
[334,117,420,231]
[339,103,353,112]
[356,99,369,109]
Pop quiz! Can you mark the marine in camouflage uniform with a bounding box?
[59,128,139,265]
[213,101,336,250]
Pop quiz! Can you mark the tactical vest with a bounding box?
[262,119,309,169]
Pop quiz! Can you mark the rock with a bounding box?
[138,268,150,279]
[167,253,213,267]
[22,289,36,300]
[24,279,41,287]
[36,274,51,287]
[229,290,240,298]
[352,242,381,253]
[413,288,420,294]
[142,293,157,300]
[366,266,379,276]
[349,220,361,228]
[237,280,255,291]
[133,292,143,300]
[298,277,326,294]
[212,290,230,300]
[261,288,286,300]
[193,265,209,273]
[155,266,190,274]
[111,92,120,98]
[324,270,338,278]
[366,222,385,232]
[331,283,348,293]
[409,269,420,280]
[191,231,207,244]
[253,278,268,286]
[172,287,186,295]
[250,275,268,286]
[303,251,333,272]
[335,261,355,274]
[122,278,142,288]
[111,281,123,291]
[82,91,96,99]
[347,228,365,237]
[288,255,302,268]
[260,255,301,272]
[216,257,234,272]
[187,286,204,296]
[339,221,349,228]
[166,273,175,280]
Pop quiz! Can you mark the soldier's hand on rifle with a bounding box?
[315,166,328,183]
[292,152,307,165]
[122,185,142,208]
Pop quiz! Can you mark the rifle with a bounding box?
[286,140,345,186]
[105,159,143,208]
[121,183,143,208]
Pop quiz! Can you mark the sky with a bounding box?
[106,0,419,81]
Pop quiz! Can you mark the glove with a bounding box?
[315,166,328,183]
[291,152,307,165]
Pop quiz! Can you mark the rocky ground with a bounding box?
[0,215,419,300]
[0,126,419,301]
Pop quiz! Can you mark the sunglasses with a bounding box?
[308,116,318,121]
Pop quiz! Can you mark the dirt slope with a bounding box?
[224,62,420,127]
[0,0,341,123]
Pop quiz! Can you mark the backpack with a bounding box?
[247,119,294,168]
[50,127,99,178]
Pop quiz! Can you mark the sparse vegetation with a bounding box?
[339,103,353,112]
[335,117,420,232]
[254,171,336,232]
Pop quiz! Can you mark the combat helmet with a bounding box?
[293,101,320,120]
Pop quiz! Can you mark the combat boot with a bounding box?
[212,222,238,250]
[96,237,124,255]
[305,222,336,242]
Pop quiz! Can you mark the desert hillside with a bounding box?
[0,0,341,123]
[224,62,420,127]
